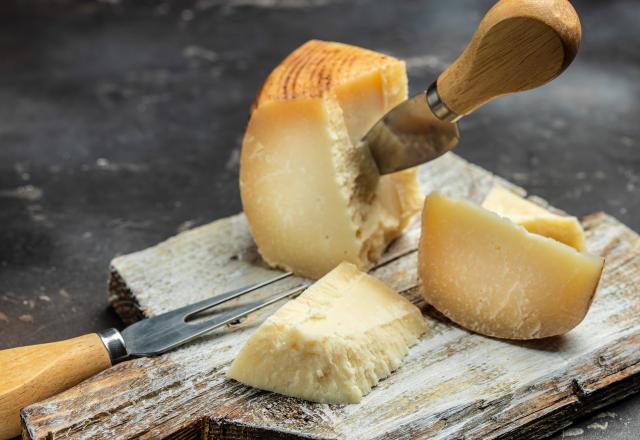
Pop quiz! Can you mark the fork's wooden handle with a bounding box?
[437,0,581,117]
[0,334,111,439]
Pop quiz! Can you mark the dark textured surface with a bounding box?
[0,0,637,438]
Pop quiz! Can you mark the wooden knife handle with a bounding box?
[437,0,581,117]
[0,334,112,439]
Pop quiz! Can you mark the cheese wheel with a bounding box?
[419,192,604,340]
[240,40,422,279]
[482,184,586,251]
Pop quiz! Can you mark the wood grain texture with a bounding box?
[21,153,640,440]
[438,0,581,116]
[0,333,111,439]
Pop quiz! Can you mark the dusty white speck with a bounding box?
[594,170,606,180]
[0,185,43,201]
[95,158,148,172]
[404,54,448,73]
[177,219,198,233]
[14,162,31,180]
[39,295,51,302]
[183,45,218,62]
[0,312,8,322]
[225,148,241,171]
[210,66,224,78]
[511,172,529,182]
[19,314,34,323]
[181,9,194,20]
[28,204,47,222]
[620,136,634,147]
[58,289,71,299]
[596,411,617,419]
[83,231,93,239]
[587,421,608,430]
[562,427,584,437]
[155,3,169,14]
[539,128,553,139]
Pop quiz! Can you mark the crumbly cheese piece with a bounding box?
[227,262,426,403]
[240,40,423,279]
[419,192,604,340]
[482,184,586,251]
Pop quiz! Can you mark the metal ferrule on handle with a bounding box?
[98,328,128,363]
[426,82,460,123]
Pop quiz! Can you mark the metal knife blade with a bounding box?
[361,83,460,175]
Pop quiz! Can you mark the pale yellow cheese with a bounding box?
[240,40,422,279]
[227,262,426,403]
[482,184,586,251]
[418,192,604,340]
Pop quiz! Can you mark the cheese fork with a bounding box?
[0,272,310,439]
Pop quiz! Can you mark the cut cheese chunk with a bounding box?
[418,192,604,340]
[482,184,586,251]
[240,40,422,279]
[227,262,426,403]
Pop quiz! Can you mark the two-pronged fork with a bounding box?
[0,270,310,438]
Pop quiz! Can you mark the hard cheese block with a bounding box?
[482,184,586,251]
[240,40,422,279]
[227,261,426,403]
[419,192,604,339]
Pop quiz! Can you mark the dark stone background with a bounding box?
[0,0,638,438]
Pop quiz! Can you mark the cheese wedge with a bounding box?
[227,262,426,403]
[418,192,604,340]
[482,184,586,251]
[239,40,423,279]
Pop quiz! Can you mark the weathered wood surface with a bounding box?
[21,153,640,439]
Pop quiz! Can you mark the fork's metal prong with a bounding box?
[120,271,297,356]
[178,271,293,319]
[154,281,312,354]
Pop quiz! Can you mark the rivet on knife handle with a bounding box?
[435,0,582,118]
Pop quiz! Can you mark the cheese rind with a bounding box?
[227,262,426,403]
[482,184,586,251]
[240,40,422,279]
[418,192,604,340]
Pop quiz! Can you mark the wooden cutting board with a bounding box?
[21,153,640,439]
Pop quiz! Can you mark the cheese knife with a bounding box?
[363,0,581,174]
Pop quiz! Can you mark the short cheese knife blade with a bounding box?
[362,85,460,174]
[364,0,581,175]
